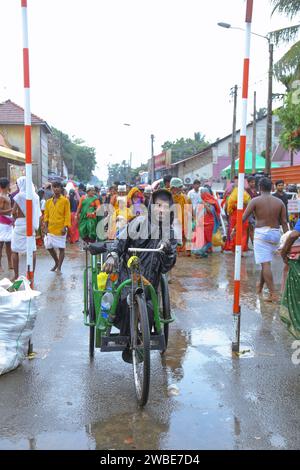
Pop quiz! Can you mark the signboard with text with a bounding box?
[154,150,172,170]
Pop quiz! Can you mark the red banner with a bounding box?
[154,150,171,170]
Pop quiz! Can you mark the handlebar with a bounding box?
[128,243,165,253]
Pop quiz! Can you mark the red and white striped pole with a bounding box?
[21,0,34,286]
[232,0,254,353]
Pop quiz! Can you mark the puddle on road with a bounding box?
[269,433,287,449]
[191,328,229,348]
[0,429,95,450]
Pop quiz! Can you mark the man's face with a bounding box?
[171,187,180,195]
[132,194,140,204]
[87,189,96,197]
[249,180,256,189]
[53,185,62,197]
[152,197,171,223]
[276,183,284,193]
[194,183,200,192]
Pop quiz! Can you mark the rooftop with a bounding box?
[0,99,51,133]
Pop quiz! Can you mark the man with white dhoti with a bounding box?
[0,177,13,272]
[242,177,288,302]
[44,181,71,274]
[11,176,42,280]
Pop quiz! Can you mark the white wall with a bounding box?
[179,162,213,183]
[214,115,281,158]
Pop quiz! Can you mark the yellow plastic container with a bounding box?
[97,272,108,291]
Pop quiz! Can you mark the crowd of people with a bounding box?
[1,173,300,321]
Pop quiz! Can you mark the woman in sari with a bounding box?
[280,225,300,339]
[192,188,221,258]
[127,187,146,220]
[76,185,100,243]
[226,187,251,253]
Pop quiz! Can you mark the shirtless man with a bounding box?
[0,177,13,272]
[242,177,288,301]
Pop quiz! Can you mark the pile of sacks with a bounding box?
[0,277,40,376]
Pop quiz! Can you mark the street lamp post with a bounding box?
[218,22,273,175]
[151,134,155,182]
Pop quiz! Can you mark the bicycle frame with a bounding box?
[83,250,169,349]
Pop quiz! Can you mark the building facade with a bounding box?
[170,114,281,185]
[0,132,25,184]
[0,100,52,187]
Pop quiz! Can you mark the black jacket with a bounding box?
[109,215,177,296]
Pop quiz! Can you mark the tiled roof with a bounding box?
[0,133,9,148]
[0,99,51,132]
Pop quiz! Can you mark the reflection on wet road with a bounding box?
[0,248,299,449]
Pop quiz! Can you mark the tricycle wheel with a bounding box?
[159,274,171,354]
[132,293,150,407]
[89,282,95,358]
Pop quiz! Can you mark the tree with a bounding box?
[130,163,148,184]
[276,91,300,156]
[256,107,267,120]
[51,128,96,183]
[107,160,131,186]
[161,133,210,163]
[269,1,300,90]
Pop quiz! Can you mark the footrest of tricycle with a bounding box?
[101,334,130,352]
[150,334,166,351]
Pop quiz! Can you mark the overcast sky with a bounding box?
[0,0,295,181]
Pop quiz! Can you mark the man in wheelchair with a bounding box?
[102,189,177,362]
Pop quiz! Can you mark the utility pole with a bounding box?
[252,91,257,174]
[230,85,238,181]
[265,42,273,176]
[151,134,155,182]
[129,151,132,183]
[60,131,64,178]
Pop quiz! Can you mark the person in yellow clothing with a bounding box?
[44,181,71,273]
[127,186,146,220]
[226,187,251,253]
[170,178,192,255]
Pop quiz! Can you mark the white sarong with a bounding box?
[11,218,37,254]
[45,234,66,250]
[0,222,13,242]
[254,227,281,264]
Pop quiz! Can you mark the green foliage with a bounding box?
[107,161,148,186]
[276,91,300,150]
[107,161,130,186]
[130,163,148,183]
[162,133,210,163]
[256,108,268,120]
[271,0,300,19]
[270,1,300,89]
[273,41,300,89]
[51,127,96,183]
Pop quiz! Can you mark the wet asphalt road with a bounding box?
[0,245,299,450]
